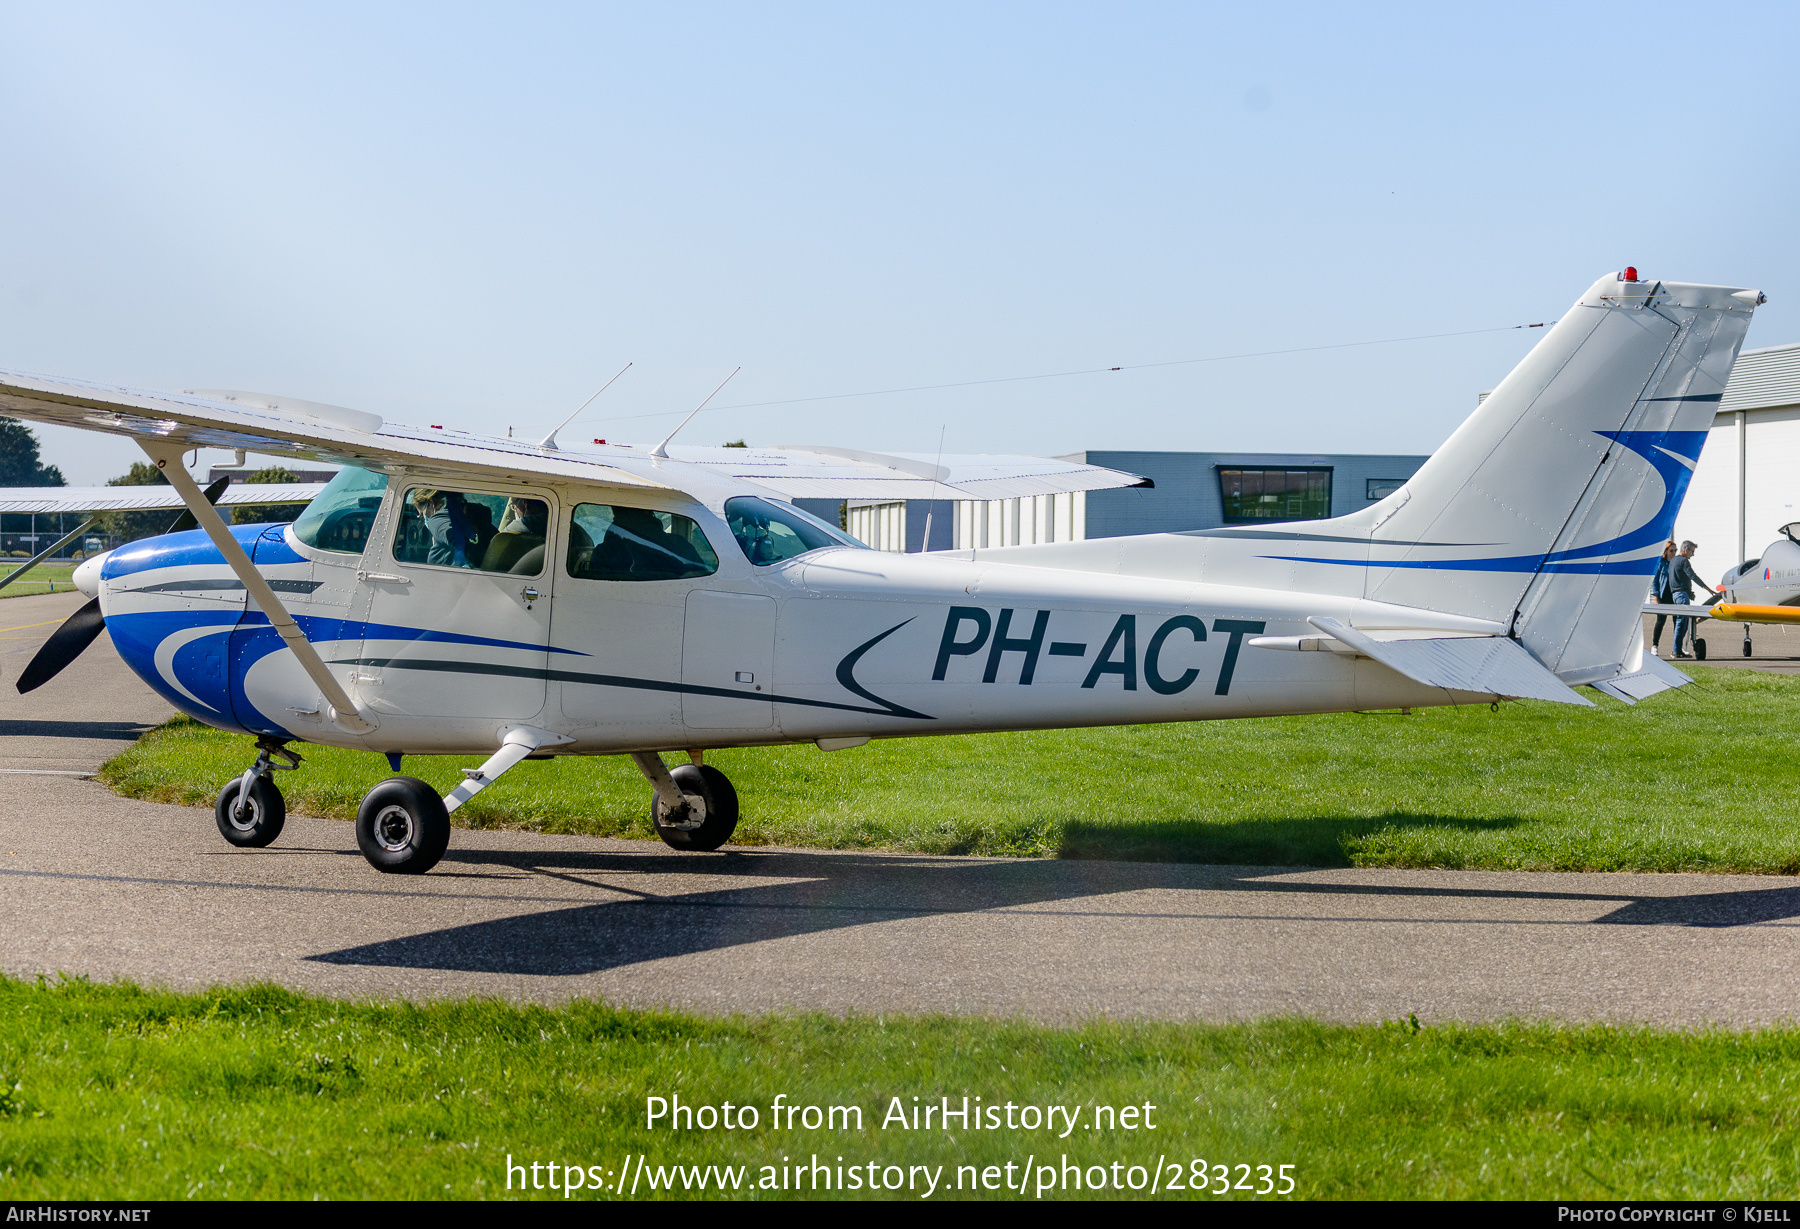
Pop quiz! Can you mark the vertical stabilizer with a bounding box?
[1354,272,1759,678]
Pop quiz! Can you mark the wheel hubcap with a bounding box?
[373,804,416,852]
[228,792,259,832]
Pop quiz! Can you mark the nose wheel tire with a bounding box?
[650,763,739,852]
[215,777,286,848]
[1694,638,1707,661]
[355,777,450,874]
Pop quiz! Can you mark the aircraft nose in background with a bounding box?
[73,550,109,598]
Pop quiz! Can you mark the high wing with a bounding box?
[0,483,327,514]
[661,444,1151,501]
[0,370,667,491]
[0,370,1150,502]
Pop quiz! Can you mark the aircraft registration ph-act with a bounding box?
[0,269,1766,873]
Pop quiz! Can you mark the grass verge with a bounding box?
[0,564,76,598]
[99,665,1800,872]
[2,977,1797,1201]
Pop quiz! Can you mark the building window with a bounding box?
[1217,468,1333,522]
[1366,478,1407,501]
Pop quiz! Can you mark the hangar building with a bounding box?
[1669,341,1800,581]
[833,340,1800,569]
[830,451,1429,552]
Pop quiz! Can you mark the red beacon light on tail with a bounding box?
[1620,266,1640,282]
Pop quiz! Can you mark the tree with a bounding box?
[0,417,67,548]
[231,466,302,525]
[723,439,748,448]
[96,462,174,544]
[0,417,65,487]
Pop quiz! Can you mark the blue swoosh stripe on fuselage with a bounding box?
[233,611,591,656]
[104,608,591,738]
[1258,429,1702,576]
[1262,554,1659,575]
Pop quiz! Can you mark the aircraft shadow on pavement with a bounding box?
[1590,885,1800,928]
[0,718,156,741]
[1059,812,1523,865]
[304,836,1800,977]
[1198,873,1800,926]
[307,846,1186,977]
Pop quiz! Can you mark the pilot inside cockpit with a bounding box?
[411,488,475,568]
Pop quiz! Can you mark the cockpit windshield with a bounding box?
[292,466,388,554]
[724,496,863,566]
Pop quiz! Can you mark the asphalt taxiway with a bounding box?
[3,590,1798,1024]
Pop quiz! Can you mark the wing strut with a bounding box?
[0,517,96,594]
[140,442,374,734]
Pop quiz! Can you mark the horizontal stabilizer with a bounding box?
[1589,653,1692,705]
[1307,617,1593,706]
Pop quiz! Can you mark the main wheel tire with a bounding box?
[650,763,739,852]
[1694,638,1708,661]
[1745,639,1753,658]
[215,776,286,848]
[355,777,450,874]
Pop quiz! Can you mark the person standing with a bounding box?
[1649,541,1677,656]
[1669,540,1720,659]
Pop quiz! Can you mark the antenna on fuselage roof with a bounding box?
[921,424,946,551]
[539,362,632,450]
[650,367,742,459]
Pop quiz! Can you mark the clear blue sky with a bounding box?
[2,1,1795,484]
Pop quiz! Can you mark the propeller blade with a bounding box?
[16,597,105,694]
[167,476,233,534]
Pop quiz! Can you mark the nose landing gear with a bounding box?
[213,738,302,848]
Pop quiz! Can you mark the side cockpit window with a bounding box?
[392,487,550,574]
[292,465,388,554]
[565,504,719,582]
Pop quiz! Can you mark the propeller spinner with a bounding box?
[15,475,234,694]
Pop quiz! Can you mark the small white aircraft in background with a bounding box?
[1663,525,1800,658]
[0,270,1765,874]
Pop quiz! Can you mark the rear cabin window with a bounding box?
[291,466,387,554]
[565,504,719,582]
[392,487,550,574]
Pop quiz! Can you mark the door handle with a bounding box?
[522,586,542,603]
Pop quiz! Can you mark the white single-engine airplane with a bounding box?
[0,270,1765,873]
[1654,526,1800,659]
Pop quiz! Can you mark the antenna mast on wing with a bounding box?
[650,367,742,459]
[539,362,632,450]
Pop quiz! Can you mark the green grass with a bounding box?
[3,976,1799,1201]
[0,564,76,598]
[99,666,1800,872]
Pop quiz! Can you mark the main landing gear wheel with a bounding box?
[1745,638,1754,658]
[215,776,286,848]
[1694,638,1708,661]
[355,777,450,875]
[650,763,739,852]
